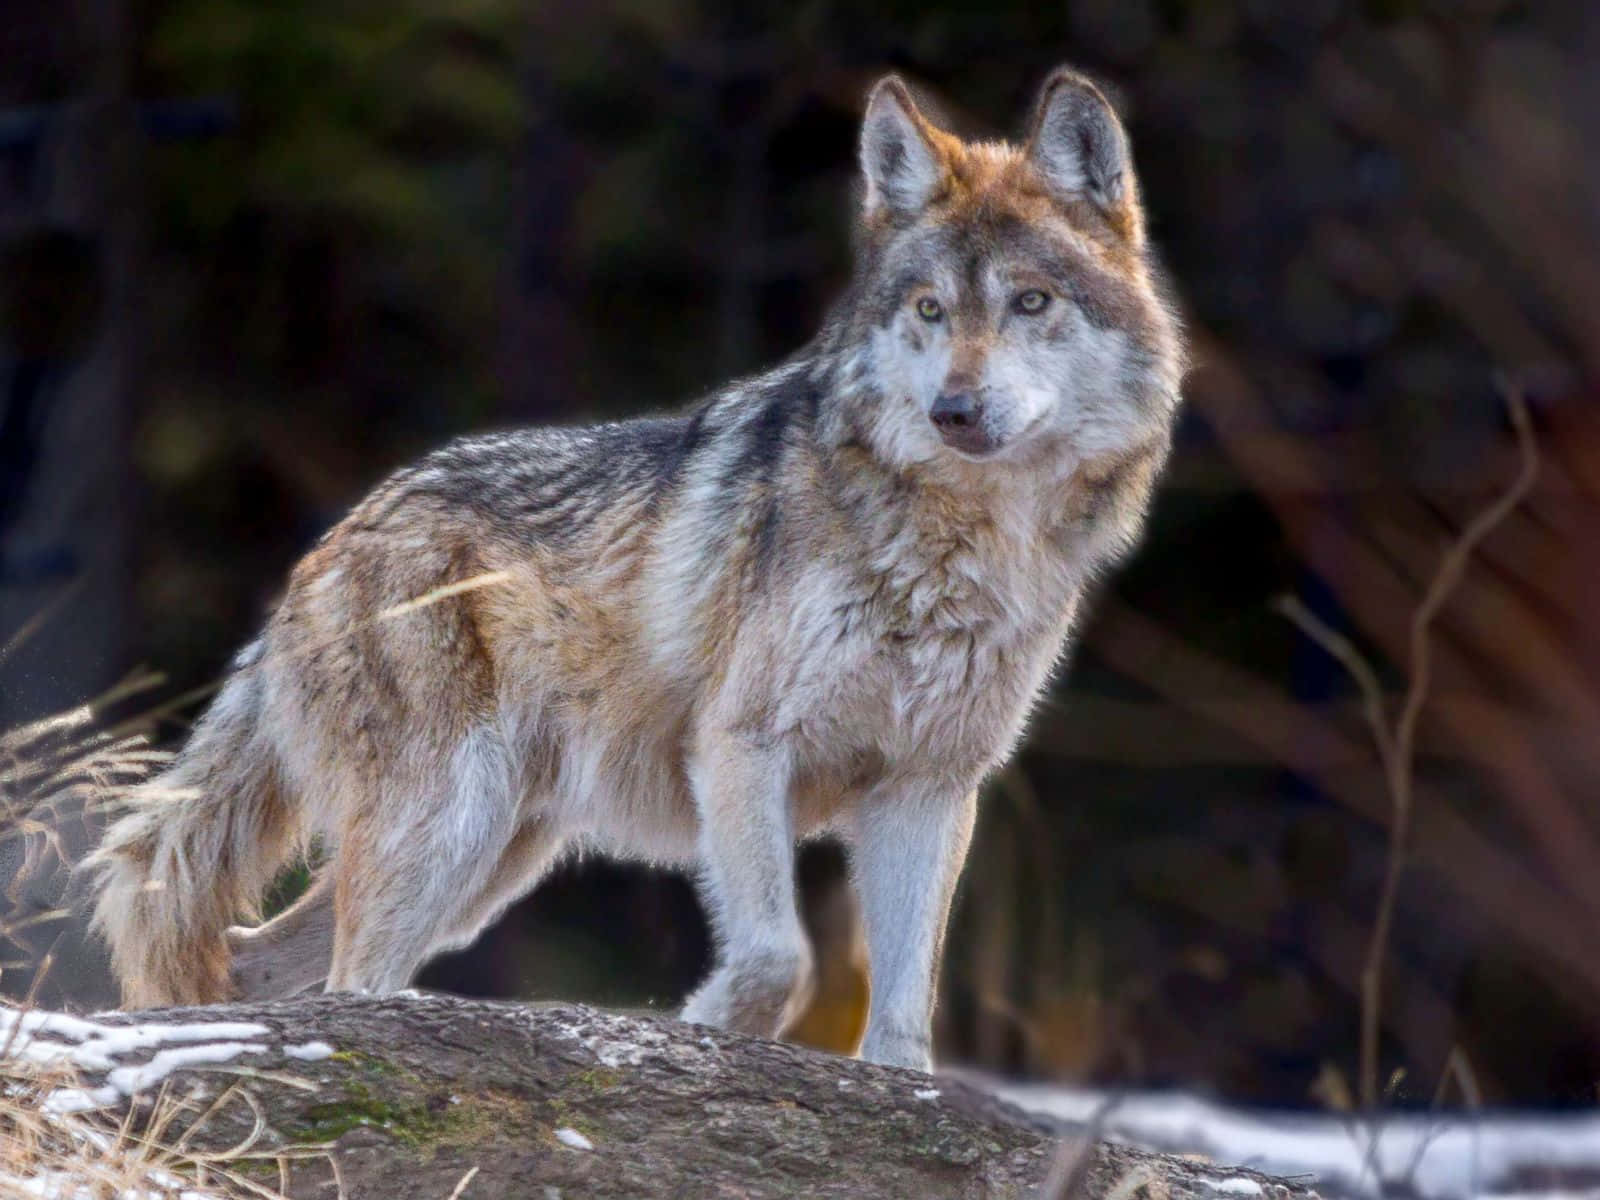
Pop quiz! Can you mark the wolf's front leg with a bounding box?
[681,733,813,1037]
[851,780,978,1071]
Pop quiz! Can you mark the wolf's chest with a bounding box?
[776,553,1069,776]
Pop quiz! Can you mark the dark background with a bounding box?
[4,0,1600,1111]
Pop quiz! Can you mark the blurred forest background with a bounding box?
[4,0,1600,1113]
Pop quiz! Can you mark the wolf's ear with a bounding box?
[1026,68,1143,245]
[859,76,946,219]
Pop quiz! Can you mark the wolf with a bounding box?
[90,66,1184,1071]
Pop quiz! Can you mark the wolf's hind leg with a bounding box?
[232,817,560,998]
[680,734,812,1037]
[428,816,563,955]
[228,871,335,1000]
[326,728,522,993]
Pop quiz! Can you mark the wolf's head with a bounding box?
[831,68,1183,470]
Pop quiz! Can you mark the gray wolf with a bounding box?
[91,66,1184,1071]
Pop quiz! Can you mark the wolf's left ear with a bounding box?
[859,76,947,219]
[1026,68,1143,246]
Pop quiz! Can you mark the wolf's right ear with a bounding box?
[859,76,946,219]
[1026,68,1143,246]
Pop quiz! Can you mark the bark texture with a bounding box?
[44,993,1322,1198]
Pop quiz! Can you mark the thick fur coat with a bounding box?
[91,67,1185,1071]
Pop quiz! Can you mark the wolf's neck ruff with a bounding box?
[90,67,1183,1077]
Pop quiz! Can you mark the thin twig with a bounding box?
[1362,386,1538,1107]
[1039,1094,1118,1199]
[230,570,513,676]
[0,578,85,667]
[1039,1136,1095,1199]
[446,1165,481,1200]
[1276,385,1538,1109]
[1273,595,1397,777]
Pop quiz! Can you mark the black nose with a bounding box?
[930,391,980,430]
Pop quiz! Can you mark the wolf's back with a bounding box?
[90,652,297,1007]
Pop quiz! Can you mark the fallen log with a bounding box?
[2,992,1320,1198]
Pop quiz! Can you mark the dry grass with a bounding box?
[0,673,315,1198]
[0,1044,316,1200]
[1,672,173,994]
[1,672,170,873]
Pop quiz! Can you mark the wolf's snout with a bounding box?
[930,391,993,454]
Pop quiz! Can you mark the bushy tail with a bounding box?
[89,662,297,1008]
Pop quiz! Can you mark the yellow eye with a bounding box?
[1014,289,1050,314]
[915,296,943,322]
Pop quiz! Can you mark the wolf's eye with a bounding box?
[1014,289,1051,315]
[915,296,943,322]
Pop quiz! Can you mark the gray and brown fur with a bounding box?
[90,67,1184,1071]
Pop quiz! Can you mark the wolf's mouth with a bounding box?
[935,423,1000,456]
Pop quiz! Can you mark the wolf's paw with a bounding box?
[859,1025,932,1073]
[681,943,814,1038]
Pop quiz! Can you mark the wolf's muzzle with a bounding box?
[930,391,996,455]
